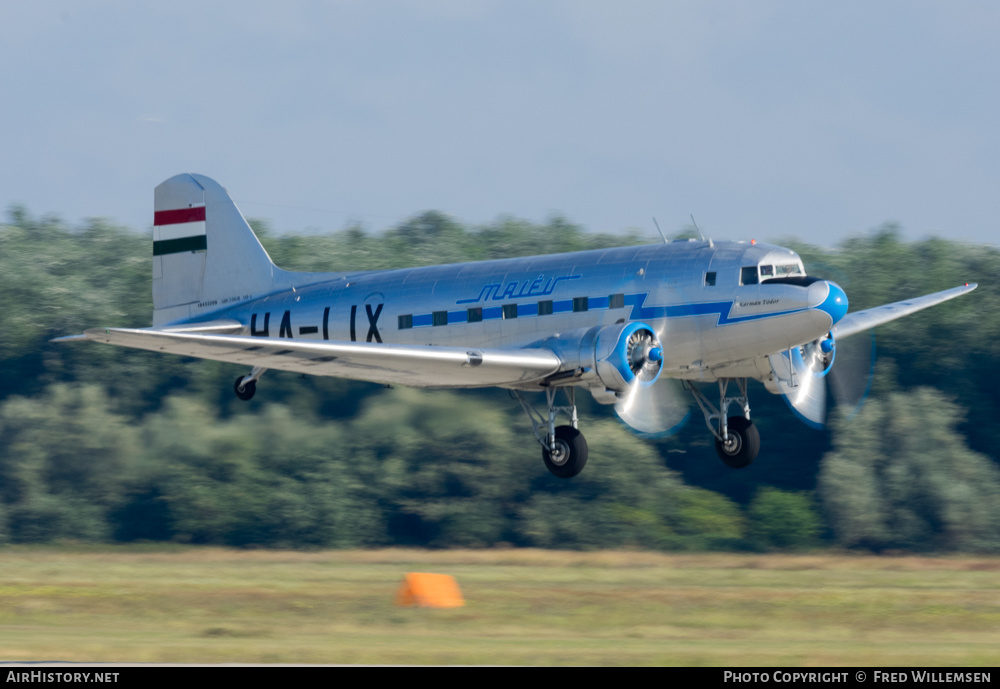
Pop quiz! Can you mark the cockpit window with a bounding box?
[740,266,758,285]
[760,265,774,277]
[775,264,801,276]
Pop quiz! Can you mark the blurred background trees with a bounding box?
[1,206,996,551]
[818,388,1000,552]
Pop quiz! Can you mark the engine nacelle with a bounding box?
[537,321,663,400]
[592,321,663,392]
[763,331,835,395]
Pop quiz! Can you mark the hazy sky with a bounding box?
[3,1,998,247]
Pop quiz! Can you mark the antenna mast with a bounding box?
[652,217,668,245]
[690,214,713,247]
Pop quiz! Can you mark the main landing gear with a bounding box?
[234,367,266,401]
[515,377,760,477]
[514,387,588,478]
[684,378,760,468]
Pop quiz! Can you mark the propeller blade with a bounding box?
[768,343,829,429]
[614,376,691,436]
[828,329,875,417]
[781,369,827,428]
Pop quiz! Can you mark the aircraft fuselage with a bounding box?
[203,238,845,386]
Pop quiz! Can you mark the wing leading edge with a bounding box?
[831,283,977,340]
[76,327,563,388]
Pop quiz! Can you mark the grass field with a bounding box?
[0,547,998,665]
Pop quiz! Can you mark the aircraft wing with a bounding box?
[69,327,563,388]
[831,283,977,340]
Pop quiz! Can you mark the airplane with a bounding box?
[55,173,978,478]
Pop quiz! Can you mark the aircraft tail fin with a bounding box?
[153,173,279,327]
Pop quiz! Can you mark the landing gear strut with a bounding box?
[684,378,760,468]
[514,388,588,478]
[234,367,266,401]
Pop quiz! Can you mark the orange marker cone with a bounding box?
[395,573,465,608]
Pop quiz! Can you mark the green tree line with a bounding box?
[1,206,997,552]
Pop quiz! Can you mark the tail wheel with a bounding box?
[234,376,256,401]
[715,416,759,468]
[542,425,589,478]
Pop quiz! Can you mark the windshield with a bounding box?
[758,263,804,282]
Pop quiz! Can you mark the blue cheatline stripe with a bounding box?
[403,291,812,328]
[552,299,573,313]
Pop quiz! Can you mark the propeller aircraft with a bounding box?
[56,174,978,477]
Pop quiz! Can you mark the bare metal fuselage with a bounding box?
[203,239,838,389]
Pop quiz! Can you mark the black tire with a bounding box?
[234,376,256,401]
[715,416,759,468]
[542,425,588,478]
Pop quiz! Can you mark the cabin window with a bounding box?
[502,304,518,319]
[432,311,448,326]
[573,297,589,312]
[538,300,553,315]
[740,266,759,285]
[705,271,716,286]
[467,307,483,323]
[609,293,625,309]
[398,314,413,329]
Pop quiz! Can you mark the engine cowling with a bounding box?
[535,321,664,401]
[765,332,836,392]
[592,321,664,392]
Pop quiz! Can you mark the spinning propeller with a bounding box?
[769,329,875,428]
[613,322,692,436]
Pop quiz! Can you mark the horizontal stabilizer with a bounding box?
[51,319,243,343]
[77,328,563,388]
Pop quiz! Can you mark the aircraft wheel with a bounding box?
[234,376,256,401]
[715,416,759,468]
[542,425,588,478]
